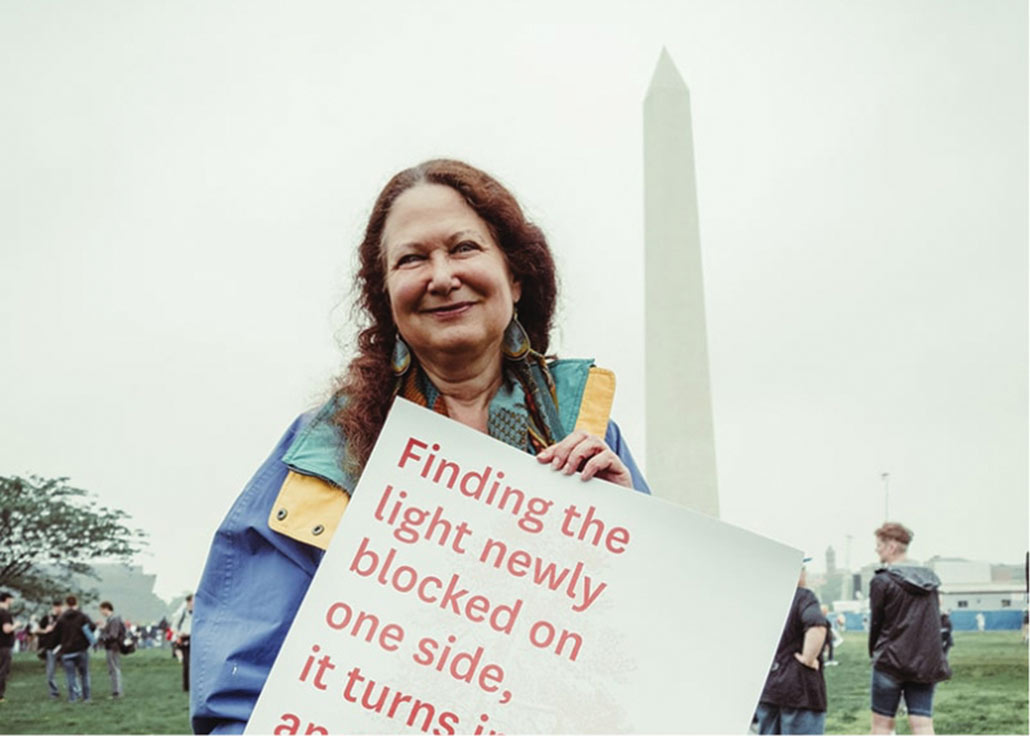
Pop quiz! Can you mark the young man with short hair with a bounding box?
[99,601,125,698]
[53,595,95,703]
[869,522,950,735]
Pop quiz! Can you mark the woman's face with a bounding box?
[382,183,522,368]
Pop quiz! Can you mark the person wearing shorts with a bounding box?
[868,522,951,734]
[871,667,936,721]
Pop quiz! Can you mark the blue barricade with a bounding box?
[835,609,1022,631]
[948,609,1023,631]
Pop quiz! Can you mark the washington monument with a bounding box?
[644,49,720,517]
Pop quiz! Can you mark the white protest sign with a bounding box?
[246,398,801,734]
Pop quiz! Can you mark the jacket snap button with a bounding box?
[276,508,288,521]
[312,524,325,536]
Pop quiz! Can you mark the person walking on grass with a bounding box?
[869,522,951,735]
[98,601,125,699]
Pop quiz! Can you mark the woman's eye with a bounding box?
[395,253,423,267]
[453,241,480,254]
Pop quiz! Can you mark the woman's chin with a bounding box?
[414,334,500,365]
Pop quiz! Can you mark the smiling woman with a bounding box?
[382,184,523,430]
[189,159,650,734]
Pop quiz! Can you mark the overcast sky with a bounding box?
[2,0,1026,601]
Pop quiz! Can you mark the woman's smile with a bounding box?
[422,300,475,318]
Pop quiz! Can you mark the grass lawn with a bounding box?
[1,632,1026,733]
[0,646,190,734]
[824,631,1028,734]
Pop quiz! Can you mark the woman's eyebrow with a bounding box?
[385,238,426,255]
[447,229,484,243]
[386,228,484,257]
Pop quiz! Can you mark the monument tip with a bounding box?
[648,47,689,94]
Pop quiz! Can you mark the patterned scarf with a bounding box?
[396,350,567,454]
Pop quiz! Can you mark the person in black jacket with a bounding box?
[868,522,950,735]
[0,591,23,704]
[35,600,64,699]
[755,561,829,734]
[52,595,96,703]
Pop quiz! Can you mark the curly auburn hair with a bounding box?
[332,159,558,478]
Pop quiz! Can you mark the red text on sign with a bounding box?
[324,601,404,652]
[560,503,630,553]
[342,666,460,735]
[273,712,328,735]
[349,536,523,632]
[412,633,507,696]
[374,484,473,553]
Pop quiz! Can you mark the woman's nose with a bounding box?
[426,252,458,293]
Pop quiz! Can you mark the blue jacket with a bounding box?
[190,360,649,734]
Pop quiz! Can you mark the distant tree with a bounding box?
[0,475,147,604]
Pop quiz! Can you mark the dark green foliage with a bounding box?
[0,475,147,605]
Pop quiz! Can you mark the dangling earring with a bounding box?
[502,307,531,361]
[391,335,412,376]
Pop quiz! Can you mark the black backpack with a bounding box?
[113,617,135,655]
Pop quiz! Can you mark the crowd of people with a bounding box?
[0,591,193,705]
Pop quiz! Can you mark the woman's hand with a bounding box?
[536,430,633,488]
[794,652,820,670]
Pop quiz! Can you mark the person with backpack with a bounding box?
[98,601,125,699]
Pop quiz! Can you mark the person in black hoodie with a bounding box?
[868,522,950,735]
[53,595,96,703]
[35,600,64,699]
